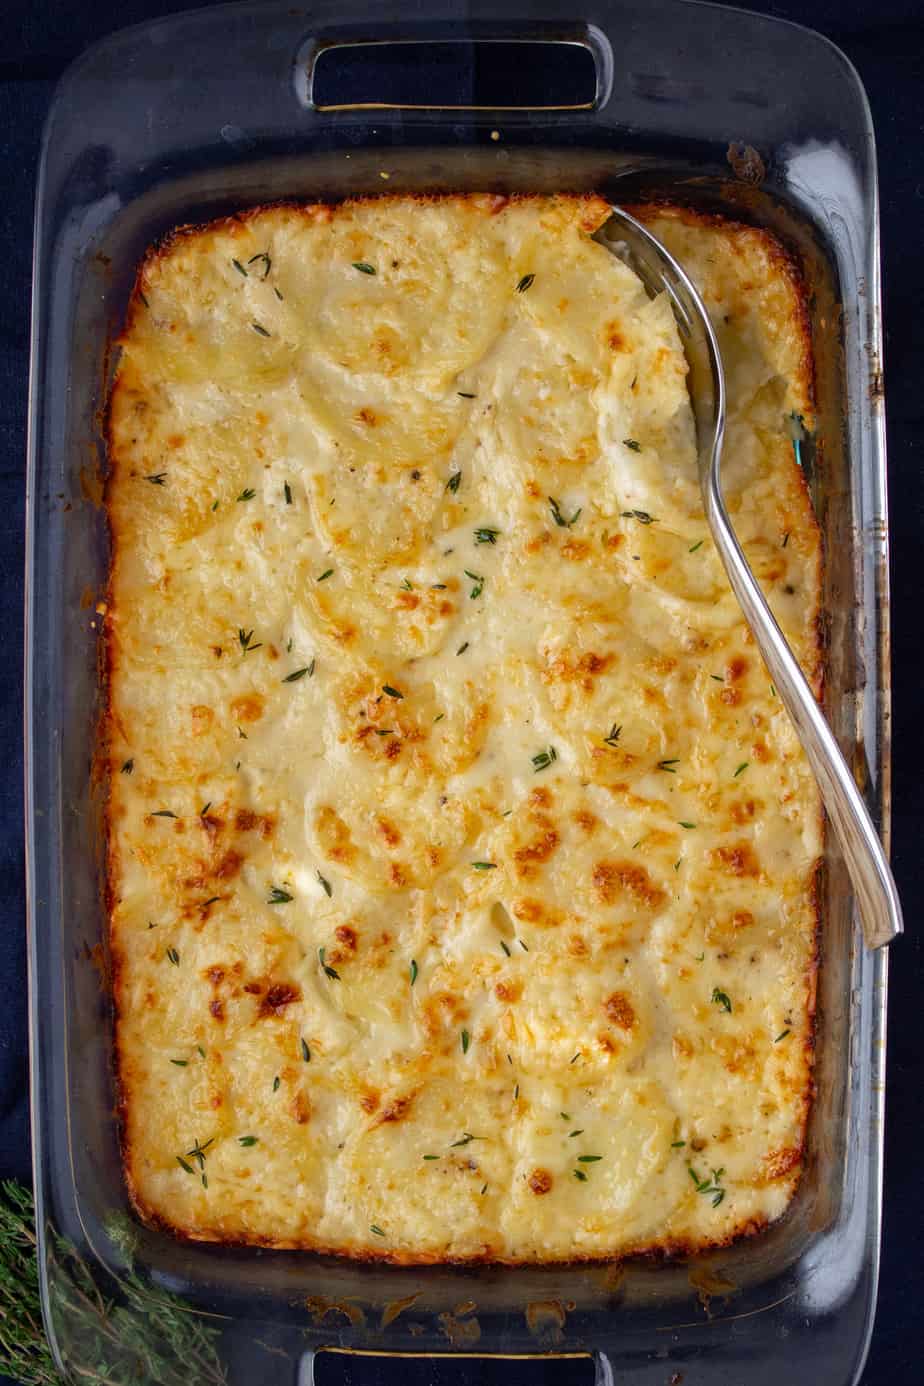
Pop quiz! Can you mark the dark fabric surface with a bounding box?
[3,2,922,1382]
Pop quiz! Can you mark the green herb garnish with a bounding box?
[712,987,732,1013]
[474,527,499,545]
[689,539,704,553]
[301,1037,311,1062]
[472,861,497,871]
[456,642,469,655]
[247,252,271,278]
[531,745,557,773]
[283,663,314,682]
[461,1029,471,1054]
[464,570,484,599]
[316,569,333,582]
[409,959,418,986]
[656,758,679,772]
[603,724,621,747]
[267,886,293,904]
[352,262,376,275]
[284,481,293,505]
[319,946,340,980]
[382,684,403,699]
[775,1029,791,1043]
[370,1224,386,1237]
[251,322,271,337]
[143,472,167,486]
[152,810,177,818]
[231,258,248,277]
[236,488,256,502]
[548,496,581,528]
[734,762,749,777]
[121,759,134,774]
[516,274,535,293]
[185,1137,214,1171]
[688,1164,726,1208]
[621,509,655,524]
[238,1135,259,1147]
[317,871,332,898]
[446,471,462,494]
[238,627,261,653]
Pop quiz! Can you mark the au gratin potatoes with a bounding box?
[105,193,821,1261]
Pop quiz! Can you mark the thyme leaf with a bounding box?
[282,663,314,682]
[531,745,557,773]
[548,496,581,528]
[319,946,340,980]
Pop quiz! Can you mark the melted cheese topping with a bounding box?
[106,194,821,1262]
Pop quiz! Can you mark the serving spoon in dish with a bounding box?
[600,205,902,951]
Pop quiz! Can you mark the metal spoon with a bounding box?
[600,205,902,950]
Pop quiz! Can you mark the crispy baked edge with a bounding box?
[103,193,822,1264]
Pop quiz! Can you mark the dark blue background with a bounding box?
[3,2,921,1382]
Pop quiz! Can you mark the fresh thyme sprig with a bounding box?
[688,1164,726,1208]
[0,1181,228,1386]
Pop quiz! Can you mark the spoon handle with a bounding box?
[703,466,902,950]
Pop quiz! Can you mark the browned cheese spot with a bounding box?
[603,991,636,1030]
[711,842,761,878]
[259,982,302,1018]
[591,860,665,909]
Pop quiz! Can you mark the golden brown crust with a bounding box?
[106,191,822,1263]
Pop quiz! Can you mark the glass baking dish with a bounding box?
[24,2,894,1382]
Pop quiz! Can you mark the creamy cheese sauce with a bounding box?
[106,195,821,1260]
